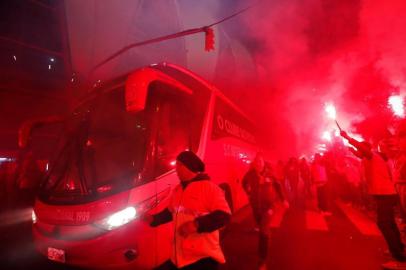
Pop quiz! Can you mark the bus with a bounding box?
[31,62,259,269]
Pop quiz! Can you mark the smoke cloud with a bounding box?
[222,0,406,159]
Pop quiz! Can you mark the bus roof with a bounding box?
[78,63,254,125]
[155,62,254,124]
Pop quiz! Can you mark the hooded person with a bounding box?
[145,150,231,270]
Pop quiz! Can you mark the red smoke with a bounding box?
[226,0,406,159]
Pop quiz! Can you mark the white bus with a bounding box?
[32,63,259,269]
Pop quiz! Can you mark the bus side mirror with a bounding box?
[125,67,193,113]
[125,68,151,113]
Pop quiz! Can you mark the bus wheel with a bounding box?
[219,183,233,213]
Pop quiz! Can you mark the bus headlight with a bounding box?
[95,207,137,231]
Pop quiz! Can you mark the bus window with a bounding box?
[151,65,211,151]
[40,74,208,204]
[40,88,150,203]
[84,89,148,190]
[148,82,193,178]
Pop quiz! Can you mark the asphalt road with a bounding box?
[221,199,390,270]
[0,197,395,270]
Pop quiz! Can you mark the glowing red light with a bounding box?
[322,131,332,142]
[388,95,404,118]
[67,179,76,191]
[324,103,336,120]
[97,185,113,193]
[205,27,215,51]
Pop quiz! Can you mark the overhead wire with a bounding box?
[88,3,258,78]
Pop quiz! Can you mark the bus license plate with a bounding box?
[48,247,66,263]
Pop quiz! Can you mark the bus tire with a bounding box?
[219,183,233,213]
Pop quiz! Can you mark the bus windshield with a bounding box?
[40,87,149,204]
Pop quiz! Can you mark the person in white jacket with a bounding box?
[146,150,231,270]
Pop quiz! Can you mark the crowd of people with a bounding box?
[240,123,406,270]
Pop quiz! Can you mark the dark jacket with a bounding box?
[242,169,285,211]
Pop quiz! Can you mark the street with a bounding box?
[1,197,392,270]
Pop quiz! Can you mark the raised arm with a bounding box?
[348,147,364,159]
[340,131,372,159]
